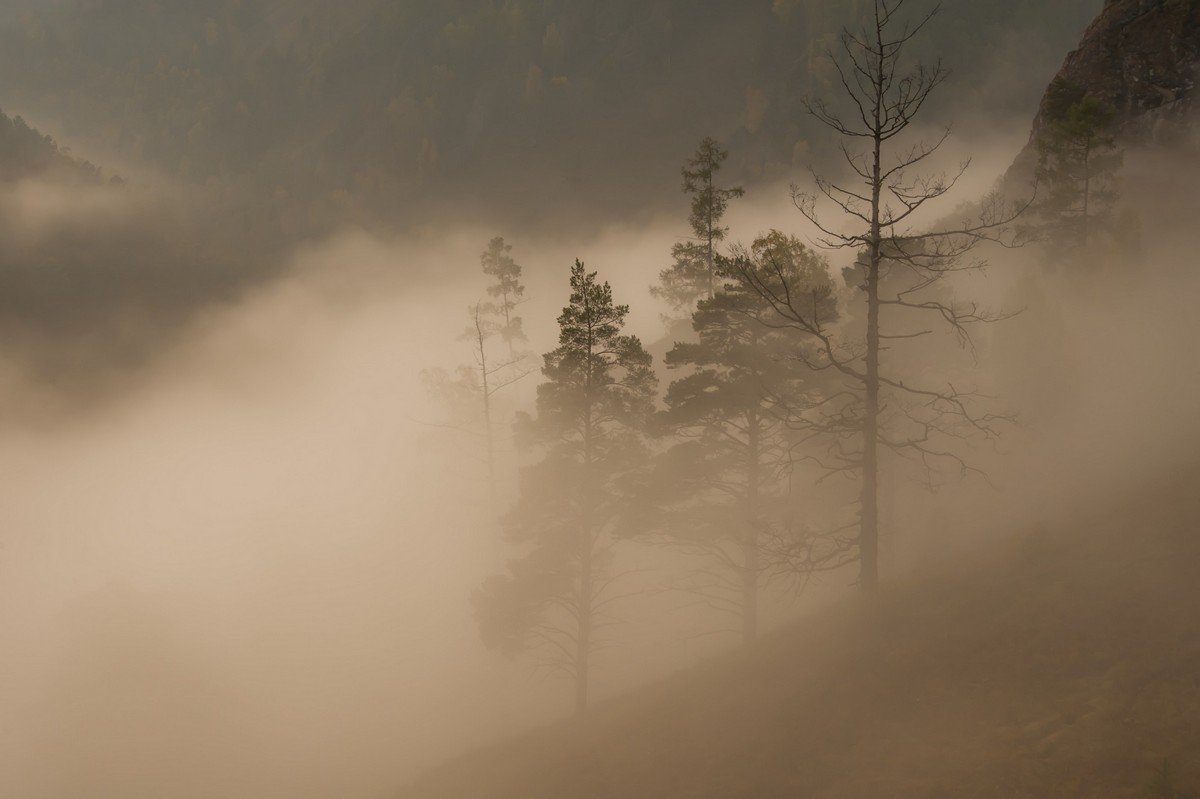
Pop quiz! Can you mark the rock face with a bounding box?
[1008,0,1200,183]
[1056,0,1200,139]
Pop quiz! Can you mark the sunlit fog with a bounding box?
[1,1,1198,798]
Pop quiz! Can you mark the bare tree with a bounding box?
[420,303,531,511]
[468,302,532,509]
[731,0,1029,591]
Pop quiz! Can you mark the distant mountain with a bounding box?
[0,108,270,385]
[0,0,1103,231]
[0,2,1113,389]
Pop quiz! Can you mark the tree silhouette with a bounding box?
[480,236,529,362]
[420,302,531,511]
[653,138,744,313]
[1035,79,1123,261]
[644,231,838,644]
[474,260,656,714]
[732,0,1029,591]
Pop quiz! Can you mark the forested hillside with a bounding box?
[401,1,1200,793]
[0,0,1102,230]
[0,108,269,382]
[2,2,1199,798]
[0,109,105,183]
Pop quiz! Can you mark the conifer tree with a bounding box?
[473,260,656,715]
[1035,78,1123,260]
[653,138,744,312]
[648,231,836,644]
[480,236,528,361]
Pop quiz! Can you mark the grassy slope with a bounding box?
[400,467,1200,799]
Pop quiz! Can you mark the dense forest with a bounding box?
[0,0,1101,229]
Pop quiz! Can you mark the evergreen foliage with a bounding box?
[474,260,656,713]
[653,138,743,313]
[480,236,528,360]
[1035,79,1124,261]
[648,231,835,643]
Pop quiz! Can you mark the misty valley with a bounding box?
[0,1,1198,798]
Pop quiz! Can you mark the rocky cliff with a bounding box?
[1009,0,1200,182]
[1063,0,1200,141]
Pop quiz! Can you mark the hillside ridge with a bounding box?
[0,108,108,184]
[399,464,1200,799]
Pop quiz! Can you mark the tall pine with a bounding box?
[653,138,744,313]
[1035,79,1123,262]
[649,232,835,644]
[480,236,528,360]
[473,261,656,714]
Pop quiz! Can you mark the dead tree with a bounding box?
[731,0,1029,591]
[420,303,531,511]
[468,302,532,509]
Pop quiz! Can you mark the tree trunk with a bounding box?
[576,323,596,715]
[861,44,885,594]
[476,307,498,511]
[575,532,591,715]
[1081,142,1091,251]
[502,287,517,364]
[483,387,496,511]
[862,246,881,591]
[706,211,716,300]
[742,412,761,644]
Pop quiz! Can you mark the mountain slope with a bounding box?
[1007,0,1200,185]
[0,110,281,392]
[0,1,1102,229]
[1038,0,1200,142]
[0,109,106,184]
[399,466,1200,799]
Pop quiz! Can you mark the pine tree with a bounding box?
[649,231,836,644]
[480,236,528,361]
[1035,78,1123,261]
[473,260,656,715]
[653,138,744,312]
